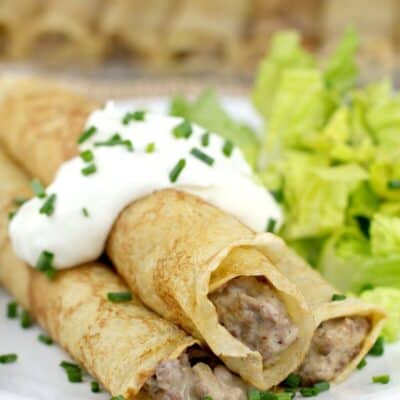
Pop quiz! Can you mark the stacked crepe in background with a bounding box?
[0,0,397,75]
[0,78,387,393]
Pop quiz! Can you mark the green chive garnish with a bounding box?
[247,389,261,400]
[313,381,330,392]
[173,120,192,139]
[81,163,97,176]
[0,353,17,364]
[190,147,214,166]
[7,301,18,318]
[60,360,83,382]
[266,218,277,233]
[91,381,101,393]
[31,179,46,198]
[360,283,374,293]
[111,396,126,400]
[122,110,145,124]
[39,193,57,216]
[331,293,346,301]
[80,149,94,162]
[369,336,385,356]
[107,292,132,302]
[60,361,80,370]
[36,250,56,280]
[387,179,400,190]
[20,310,33,329]
[282,373,301,388]
[94,133,133,152]
[372,375,390,384]
[38,334,53,345]
[169,159,186,183]
[357,358,367,369]
[14,197,27,207]
[145,142,156,153]
[222,140,234,157]
[77,126,97,144]
[82,208,89,217]
[299,387,319,397]
[8,211,16,221]
[201,132,210,147]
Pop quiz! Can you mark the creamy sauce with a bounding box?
[9,102,282,269]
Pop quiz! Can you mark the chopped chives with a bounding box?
[14,197,27,207]
[81,163,97,176]
[369,336,384,356]
[107,292,133,302]
[201,397,213,400]
[247,390,260,400]
[190,147,214,166]
[39,193,57,216]
[122,110,145,124]
[360,283,374,293]
[0,353,17,364]
[31,179,46,198]
[222,140,234,157]
[38,334,53,345]
[357,358,367,369]
[20,310,33,329]
[169,159,186,183]
[145,142,156,153]
[201,132,210,147]
[82,208,89,217]
[66,369,83,383]
[299,387,319,397]
[60,361,81,370]
[36,250,56,280]
[111,396,126,400]
[80,149,94,162]
[8,211,16,221]
[7,301,18,318]
[265,218,277,233]
[387,179,400,190]
[275,393,294,400]
[173,120,192,139]
[331,293,346,301]
[313,381,330,392]
[94,133,133,152]
[372,375,390,384]
[91,381,101,393]
[271,189,284,203]
[282,373,301,388]
[77,126,97,144]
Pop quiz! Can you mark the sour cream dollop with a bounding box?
[9,103,282,269]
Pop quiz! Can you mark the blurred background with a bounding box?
[1,0,399,92]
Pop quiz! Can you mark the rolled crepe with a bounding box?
[0,0,41,58]
[0,79,386,386]
[13,0,104,63]
[0,148,197,399]
[0,78,314,390]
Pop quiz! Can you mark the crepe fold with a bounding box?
[0,78,314,389]
[0,78,386,386]
[0,149,197,399]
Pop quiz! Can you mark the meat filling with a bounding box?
[297,316,371,384]
[145,350,248,400]
[209,276,298,365]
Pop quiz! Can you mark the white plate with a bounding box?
[1,96,399,400]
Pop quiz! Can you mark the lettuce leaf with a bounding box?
[170,89,259,167]
[281,152,367,239]
[252,31,315,119]
[370,214,400,256]
[319,227,400,292]
[360,287,400,342]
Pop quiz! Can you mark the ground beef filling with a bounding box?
[209,276,298,365]
[145,352,247,400]
[297,316,371,384]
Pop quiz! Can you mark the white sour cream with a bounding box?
[9,102,282,269]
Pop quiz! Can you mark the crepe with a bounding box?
[13,0,104,63]
[0,149,199,399]
[0,78,314,390]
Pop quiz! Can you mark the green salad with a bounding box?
[170,29,400,343]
